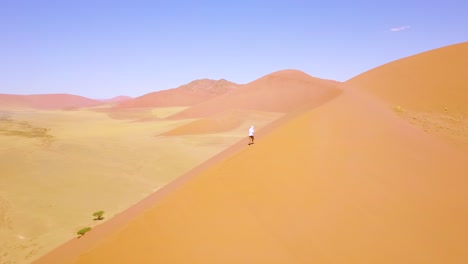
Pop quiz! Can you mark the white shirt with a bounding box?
[248,126,254,136]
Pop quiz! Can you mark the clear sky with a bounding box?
[1,0,467,99]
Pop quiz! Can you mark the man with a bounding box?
[248,125,254,145]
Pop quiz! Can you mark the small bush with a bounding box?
[77,227,92,237]
[394,105,403,113]
[93,210,105,220]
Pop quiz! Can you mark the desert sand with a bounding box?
[3,42,467,263]
[0,94,101,111]
[97,96,133,104]
[161,70,341,135]
[0,79,285,263]
[37,86,468,264]
[0,107,240,263]
[347,42,468,147]
[168,69,340,119]
[115,79,238,109]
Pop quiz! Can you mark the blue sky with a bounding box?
[1,0,467,99]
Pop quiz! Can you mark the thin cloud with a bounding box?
[390,26,411,32]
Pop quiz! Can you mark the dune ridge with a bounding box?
[346,42,468,112]
[34,85,468,264]
[97,96,133,103]
[0,94,101,110]
[167,69,340,119]
[1,106,253,264]
[26,42,468,264]
[160,69,340,136]
[115,79,239,109]
[346,42,468,146]
[31,69,343,264]
[159,109,281,136]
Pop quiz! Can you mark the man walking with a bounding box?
[248,125,255,145]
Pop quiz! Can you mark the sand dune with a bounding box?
[160,109,283,136]
[0,94,101,110]
[34,86,468,264]
[346,42,468,112]
[17,42,468,264]
[162,113,243,135]
[346,42,468,146]
[0,106,261,264]
[167,70,340,119]
[163,70,341,136]
[115,79,238,109]
[32,42,468,264]
[97,96,133,103]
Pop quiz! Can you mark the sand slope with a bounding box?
[1,107,254,264]
[0,94,101,110]
[35,87,468,264]
[346,42,468,112]
[162,70,340,136]
[115,79,238,109]
[97,96,133,103]
[31,44,468,263]
[168,70,340,119]
[160,109,284,136]
[346,42,468,146]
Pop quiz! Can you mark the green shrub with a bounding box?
[93,210,105,220]
[77,227,92,237]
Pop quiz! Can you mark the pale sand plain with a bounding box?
[0,106,281,264]
[33,42,468,264]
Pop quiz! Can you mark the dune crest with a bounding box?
[97,96,133,103]
[34,87,468,264]
[29,43,468,264]
[346,42,468,146]
[160,109,284,136]
[0,94,101,110]
[162,69,340,136]
[346,42,468,112]
[168,69,340,119]
[114,79,239,109]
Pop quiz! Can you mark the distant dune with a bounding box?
[162,70,340,135]
[32,42,468,264]
[97,96,133,103]
[168,70,340,119]
[34,81,468,264]
[161,109,283,136]
[161,110,245,136]
[115,79,238,109]
[0,93,101,110]
[346,42,468,112]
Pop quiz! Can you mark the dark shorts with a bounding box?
[249,136,254,140]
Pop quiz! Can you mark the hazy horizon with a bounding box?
[2,0,467,99]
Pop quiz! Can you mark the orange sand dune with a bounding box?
[161,110,249,136]
[0,94,101,110]
[167,70,340,119]
[33,44,468,264]
[346,42,468,112]
[98,95,133,103]
[160,109,284,136]
[34,85,468,264]
[115,79,238,109]
[346,42,468,146]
